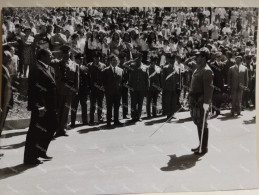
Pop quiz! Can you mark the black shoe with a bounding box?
[38,154,53,160]
[107,122,112,127]
[114,121,123,125]
[123,115,130,119]
[69,124,75,129]
[137,118,142,122]
[24,159,42,165]
[191,146,200,152]
[55,132,69,137]
[194,148,208,155]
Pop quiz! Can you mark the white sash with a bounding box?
[166,72,174,80]
[149,71,156,79]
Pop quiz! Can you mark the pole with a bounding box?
[149,106,183,137]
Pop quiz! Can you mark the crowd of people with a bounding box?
[1,7,257,163]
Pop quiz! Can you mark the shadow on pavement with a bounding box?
[1,131,27,139]
[243,118,256,124]
[0,163,39,180]
[161,154,203,171]
[217,113,240,121]
[0,141,26,150]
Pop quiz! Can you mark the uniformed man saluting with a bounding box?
[189,47,214,155]
[123,53,149,122]
[162,53,180,121]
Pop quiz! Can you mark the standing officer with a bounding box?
[55,45,79,137]
[209,52,224,116]
[146,56,161,118]
[24,49,58,164]
[228,55,248,116]
[70,54,90,127]
[189,47,214,155]
[124,53,149,122]
[103,55,123,126]
[162,53,180,120]
[88,51,106,125]
[1,51,13,137]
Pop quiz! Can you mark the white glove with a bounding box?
[203,103,210,112]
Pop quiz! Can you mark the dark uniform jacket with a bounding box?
[128,63,149,92]
[103,66,123,97]
[189,64,214,104]
[78,65,91,96]
[28,61,57,112]
[209,61,224,93]
[88,62,106,92]
[162,64,179,91]
[147,65,161,91]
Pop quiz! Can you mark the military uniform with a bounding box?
[88,61,106,123]
[70,63,90,126]
[128,62,149,121]
[189,60,214,153]
[162,64,180,119]
[55,58,79,135]
[146,65,161,117]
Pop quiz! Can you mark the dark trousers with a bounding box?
[56,92,73,134]
[164,90,178,118]
[106,93,121,123]
[130,90,145,120]
[24,110,57,162]
[121,86,129,117]
[71,93,88,125]
[190,106,209,149]
[146,89,159,116]
[90,89,104,122]
[212,92,223,115]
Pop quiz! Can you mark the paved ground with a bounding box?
[0,109,258,195]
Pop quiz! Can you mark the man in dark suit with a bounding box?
[228,55,248,116]
[189,47,214,155]
[124,53,149,122]
[1,51,13,137]
[24,49,58,164]
[103,55,123,126]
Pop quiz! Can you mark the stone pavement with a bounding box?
[0,110,258,194]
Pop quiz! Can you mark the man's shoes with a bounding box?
[191,146,200,152]
[24,159,42,165]
[136,118,142,122]
[123,115,130,119]
[38,154,53,160]
[114,121,123,125]
[194,148,208,155]
[55,132,69,137]
[107,122,112,127]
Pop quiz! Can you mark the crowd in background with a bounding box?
[1,7,257,134]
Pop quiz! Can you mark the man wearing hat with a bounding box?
[50,24,67,59]
[189,47,214,155]
[55,45,79,137]
[146,56,161,118]
[228,55,248,116]
[161,53,180,120]
[88,51,106,125]
[123,52,149,121]
[209,51,224,116]
[70,54,90,127]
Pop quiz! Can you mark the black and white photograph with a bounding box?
[0,5,258,194]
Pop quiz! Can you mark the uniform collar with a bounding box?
[38,60,49,69]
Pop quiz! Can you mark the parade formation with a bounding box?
[0,7,257,164]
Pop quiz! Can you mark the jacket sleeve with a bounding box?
[227,67,232,88]
[203,69,214,104]
[244,67,249,88]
